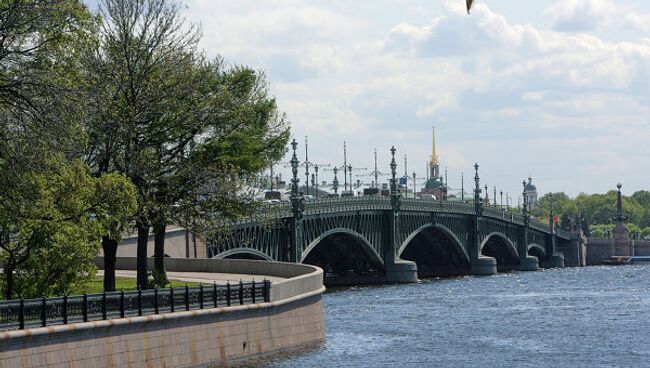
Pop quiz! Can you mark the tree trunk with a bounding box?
[153,222,167,286]
[136,223,149,289]
[4,263,14,300]
[102,236,118,292]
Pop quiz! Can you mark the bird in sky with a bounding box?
[467,0,475,14]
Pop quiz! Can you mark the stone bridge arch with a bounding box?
[398,224,471,277]
[301,228,385,283]
[480,232,519,272]
[527,243,546,262]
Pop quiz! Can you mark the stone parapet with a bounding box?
[1,260,326,367]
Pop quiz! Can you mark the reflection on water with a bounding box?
[261,265,650,367]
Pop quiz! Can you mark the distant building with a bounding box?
[524,176,538,207]
[420,125,447,200]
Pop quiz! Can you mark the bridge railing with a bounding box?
[304,196,392,215]
[0,280,270,332]
[234,197,568,239]
[400,198,475,215]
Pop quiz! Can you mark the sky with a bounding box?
[86,0,650,198]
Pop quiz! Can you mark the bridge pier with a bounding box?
[385,260,419,283]
[564,231,587,267]
[471,256,497,276]
[516,255,539,271]
[542,255,564,268]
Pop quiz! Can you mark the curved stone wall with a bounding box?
[0,259,325,367]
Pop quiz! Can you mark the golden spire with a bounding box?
[431,124,439,165]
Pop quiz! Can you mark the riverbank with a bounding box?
[0,258,326,367]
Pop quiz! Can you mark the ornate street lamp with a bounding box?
[333,167,339,194]
[413,171,417,199]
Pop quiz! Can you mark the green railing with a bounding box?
[304,196,392,215]
[237,196,569,239]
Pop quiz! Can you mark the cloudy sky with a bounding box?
[87,0,650,198]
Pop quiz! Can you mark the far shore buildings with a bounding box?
[524,176,538,207]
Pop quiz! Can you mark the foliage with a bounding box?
[0,157,136,299]
[0,0,289,297]
[534,190,650,236]
[83,0,289,288]
[68,277,207,296]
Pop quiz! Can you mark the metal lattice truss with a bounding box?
[208,197,570,268]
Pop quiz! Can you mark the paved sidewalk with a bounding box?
[96,270,285,285]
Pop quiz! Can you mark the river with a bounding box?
[257,265,650,367]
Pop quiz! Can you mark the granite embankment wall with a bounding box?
[0,259,325,368]
[585,238,650,265]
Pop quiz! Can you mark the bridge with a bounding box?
[208,143,568,284]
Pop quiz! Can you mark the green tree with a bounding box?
[0,157,135,299]
[641,227,650,240]
[84,0,289,288]
[148,60,290,284]
[82,0,202,289]
[0,1,138,298]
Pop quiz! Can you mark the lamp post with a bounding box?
[484,184,489,205]
[348,164,353,191]
[390,147,398,195]
[343,141,348,192]
[333,167,339,195]
[522,180,529,227]
[474,163,482,215]
[304,136,309,195]
[413,172,417,199]
[314,165,320,198]
[290,139,299,198]
[500,190,503,210]
[461,172,464,201]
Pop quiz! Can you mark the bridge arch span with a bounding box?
[213,248,274,261]
[480,232,519,271]
[527,243,546,262]
[301,228,384,282]
[398,224,471,277]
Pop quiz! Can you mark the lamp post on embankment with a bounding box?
[470,163,498,275]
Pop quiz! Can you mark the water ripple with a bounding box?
[261,265,650,368]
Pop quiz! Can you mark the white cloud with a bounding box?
[178,0,650,196]
[521,91,545,102]
[543,0,650,33]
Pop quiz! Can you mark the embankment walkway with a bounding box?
[97,269,286,284]
[1,258,326,367]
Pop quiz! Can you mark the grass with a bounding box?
[73,277,209,295]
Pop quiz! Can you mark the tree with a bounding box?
[82,0,203,289]
[0,156,135,299]
[0,0,92,116]
[84,0,290,288]
[0,1,139,299]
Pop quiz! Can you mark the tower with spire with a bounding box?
[421,124,446,200]
[430,125,440,179]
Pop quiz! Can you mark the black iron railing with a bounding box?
[0,280,271,332]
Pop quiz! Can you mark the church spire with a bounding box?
[431,124,439,166]
[429,124,440,179]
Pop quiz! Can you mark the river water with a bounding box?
[259,265,650,368]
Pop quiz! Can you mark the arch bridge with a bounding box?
[208,197,569,283]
